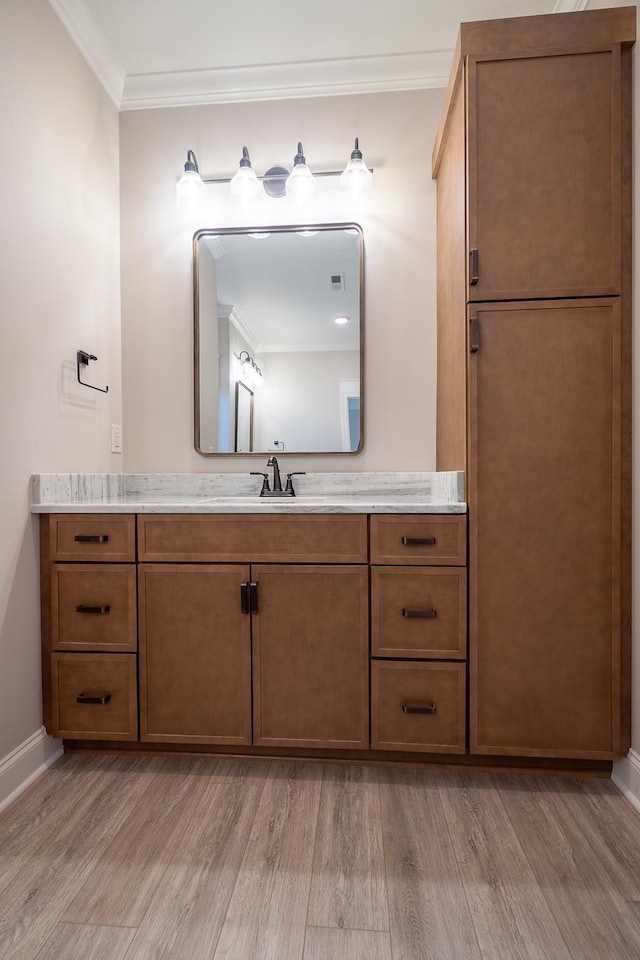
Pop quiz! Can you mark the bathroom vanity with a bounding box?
[32,466,619,770]
[34,473,479,764]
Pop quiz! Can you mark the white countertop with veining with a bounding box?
[30,472,466,514]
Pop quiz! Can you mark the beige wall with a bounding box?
[0,0,122,762]
[119,89,444,472]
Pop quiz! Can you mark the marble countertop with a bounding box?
[30,472,466,515]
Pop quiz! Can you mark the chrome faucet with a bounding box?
[251,457,306,497]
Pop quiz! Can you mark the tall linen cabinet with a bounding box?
[433,7,634,758]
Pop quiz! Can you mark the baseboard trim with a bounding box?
[0,727,63,814]
[612,749,640,813]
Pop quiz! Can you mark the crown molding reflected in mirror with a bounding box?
[194,223,364,456]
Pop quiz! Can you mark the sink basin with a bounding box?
[197,495,328,504]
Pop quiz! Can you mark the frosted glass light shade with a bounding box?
[285,142,316,201]
[340,138,372,199]
[176,153,207,209]
[285,162,316,200]
[230,164,261,201]
[340,156,373,196]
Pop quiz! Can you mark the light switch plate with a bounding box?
[111,424,123,454]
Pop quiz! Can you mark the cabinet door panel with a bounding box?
[468,47,621,300]
[253,565,369,749]
[469,300,621,758]
[139,564,251,744]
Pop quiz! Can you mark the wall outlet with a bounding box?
[111,424,123,454]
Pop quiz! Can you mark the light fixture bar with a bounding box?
[201,167,373,185]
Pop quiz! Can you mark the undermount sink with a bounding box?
[197,495,328,504]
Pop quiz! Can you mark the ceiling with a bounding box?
[48,0,591,109]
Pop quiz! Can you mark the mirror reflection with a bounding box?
[194,224,363,455]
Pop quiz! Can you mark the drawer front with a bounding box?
[138,515,368,563]
[372,567,466,659]
[47,515,135,562]
[51,653,138,740]
[370,515,466,565]
[371,661,466,753]
[51,565,137,652]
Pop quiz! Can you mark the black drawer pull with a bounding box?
[74,535,109,543]
[75,604,111,614]
[401,701,437,715]
[76,693,112,705]
[402,608,437,619]
[401,537,436,546]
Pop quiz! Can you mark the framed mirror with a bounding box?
[193,223,364,455]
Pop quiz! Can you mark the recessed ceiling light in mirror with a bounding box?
[249,233,271,239]
[334,316,350,325]
[296,230,319,237]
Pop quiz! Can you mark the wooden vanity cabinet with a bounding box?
[137,515,369,750]
[40,515,138,741]
[370,515,467,754]
[433,8,633,759]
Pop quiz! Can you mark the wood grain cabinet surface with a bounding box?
[50,652,137,740]
[433,6,633,759]
[371,566,467,660]
[371,661,466,754]
[252,564,369,749]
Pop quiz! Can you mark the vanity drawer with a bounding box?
[371,567,466,659]
[50,653,138,740]
[371,661,466,753]
[45,515,136,562]
[50,564,137,652]
[370,515,466,565]
[138,515,368,563]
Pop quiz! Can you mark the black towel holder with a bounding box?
[76,350,109,393]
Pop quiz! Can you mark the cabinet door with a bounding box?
[139,564,251,744]
[468,299,623,758]
[467,46,621,301]
[253,564,369,749]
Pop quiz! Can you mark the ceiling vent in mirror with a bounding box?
[330,274,345,292]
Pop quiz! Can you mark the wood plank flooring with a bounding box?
[1,755,640,959]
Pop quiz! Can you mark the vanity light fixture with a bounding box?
[234,349,263,387]
[177,140,372,204]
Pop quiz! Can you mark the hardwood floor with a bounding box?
[1,755,640,959]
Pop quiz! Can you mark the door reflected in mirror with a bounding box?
[194,224,363,455]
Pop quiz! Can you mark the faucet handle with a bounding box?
[250,471,271,496]
[284,471,306,495]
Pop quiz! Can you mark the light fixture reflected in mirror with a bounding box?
[177,141,372,207]
[234,349,263,389]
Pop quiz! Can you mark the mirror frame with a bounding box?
[193,223,365,457]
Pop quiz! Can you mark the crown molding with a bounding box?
[120,50,453,111]
[553,0,589,12]
[48,0,125,107]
